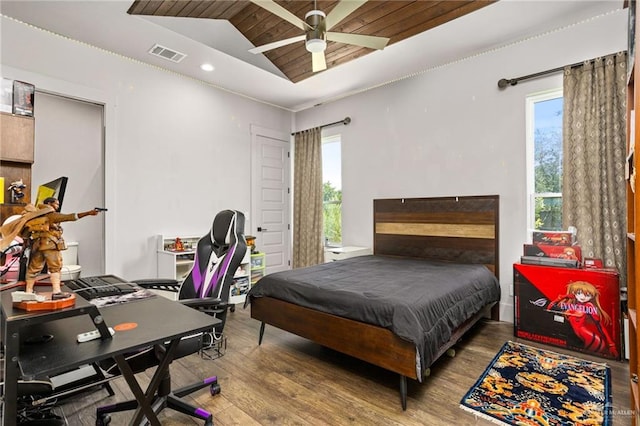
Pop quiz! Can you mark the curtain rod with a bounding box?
[497,60,587,89]
[291,117,351,135]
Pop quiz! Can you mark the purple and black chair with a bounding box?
[95,210,247,426]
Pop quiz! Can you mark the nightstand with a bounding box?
[324,246,372,262]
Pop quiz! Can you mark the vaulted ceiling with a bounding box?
[127,0,495,83]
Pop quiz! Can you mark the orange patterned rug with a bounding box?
[460,341,611,425]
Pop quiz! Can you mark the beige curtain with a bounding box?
[562,51,627,285]
[293,127,324,268]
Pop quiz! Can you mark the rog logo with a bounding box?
[529,298,548,307]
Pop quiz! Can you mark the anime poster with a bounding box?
[514,263,620,360]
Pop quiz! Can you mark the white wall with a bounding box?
[296,10,628,322]
[1,16,292,280]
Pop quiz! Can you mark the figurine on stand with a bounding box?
[23,197,103,298]
[8,179,26,203]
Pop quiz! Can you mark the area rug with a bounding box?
[460,340,611,426]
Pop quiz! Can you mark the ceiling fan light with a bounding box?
[306,38,326,53]
[305,10,326,22]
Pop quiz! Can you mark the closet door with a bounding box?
[33,92,105,276]
[251,125,291,276]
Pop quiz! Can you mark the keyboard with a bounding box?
[66,275,138,300]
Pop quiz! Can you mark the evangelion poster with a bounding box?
[514,263,620,360]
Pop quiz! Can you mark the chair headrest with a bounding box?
[210,210,245,246]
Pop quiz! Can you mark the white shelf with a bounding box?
[156,234,199,281]
[230,251,252,304]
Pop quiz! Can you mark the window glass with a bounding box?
[527,91,563,230]
[322,135,342,246]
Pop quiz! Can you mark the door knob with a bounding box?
[257,227,268,232]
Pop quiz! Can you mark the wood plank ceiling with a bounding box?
[128,1,496,83]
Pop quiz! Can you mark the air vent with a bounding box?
[148,44,187,63]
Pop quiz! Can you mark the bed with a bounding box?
[246,195,501,410]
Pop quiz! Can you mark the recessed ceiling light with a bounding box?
[200,63,214,72]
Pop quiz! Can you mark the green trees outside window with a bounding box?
[322,136,342,246]
[532,95,563,231]
[323,181,342,245]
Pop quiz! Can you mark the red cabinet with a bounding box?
[514,263,621,360]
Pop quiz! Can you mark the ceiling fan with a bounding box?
[248,0,390,73]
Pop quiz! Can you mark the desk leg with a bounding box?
[114,339,180,426]
[114,355,162,426]
[2,322,19,426]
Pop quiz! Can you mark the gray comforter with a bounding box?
[246,255,501,376]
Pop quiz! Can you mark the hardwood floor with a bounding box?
[58,306,631,425]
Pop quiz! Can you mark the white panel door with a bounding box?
[251,125,291,275]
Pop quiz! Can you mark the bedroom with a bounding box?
[0,1,630,425]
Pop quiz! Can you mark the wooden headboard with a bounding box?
[373,195,500,279]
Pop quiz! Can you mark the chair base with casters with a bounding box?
[95,370,220,426]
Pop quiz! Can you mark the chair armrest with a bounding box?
[131,278,180,292]
[180,297,224,308]
[180,297,228,315]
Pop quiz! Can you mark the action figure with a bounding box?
[8,179,27,203]
[24,197,102,297]
[547,281,618,358]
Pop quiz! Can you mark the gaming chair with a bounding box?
[95,210,247,426]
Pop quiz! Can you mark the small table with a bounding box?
[323,246,372,262]
[1,283,218,426]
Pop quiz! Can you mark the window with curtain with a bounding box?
[526,90,564,231]
[522,52,626,284]
[322,134,342,246]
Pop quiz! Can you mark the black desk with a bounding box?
[1,285,218,426]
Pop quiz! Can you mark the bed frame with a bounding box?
[251,195,500,410]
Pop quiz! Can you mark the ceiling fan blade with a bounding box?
[249,0,310,30]
[312,51,327,72]
[249,35,305,54]
[325,0,368,30]
[326,32,390,50]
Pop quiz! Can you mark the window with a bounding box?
[322,135,342,246]
[526,90,563,231]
